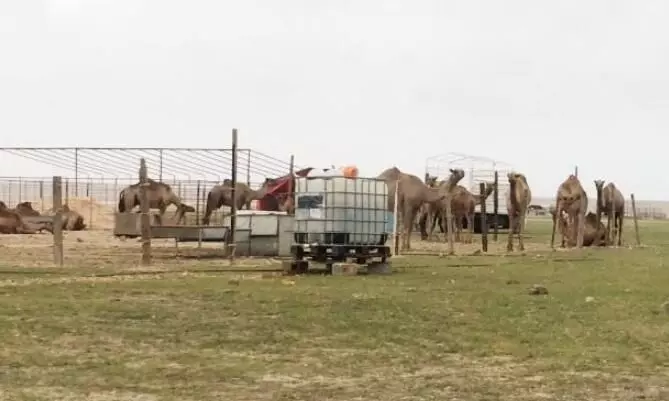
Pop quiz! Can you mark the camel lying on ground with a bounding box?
[0,201,52,234]
[118,179,194,225]
[550,207,606,247]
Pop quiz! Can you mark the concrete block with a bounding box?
[331,263,359,276]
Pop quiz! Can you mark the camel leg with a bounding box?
[467,213,474,244]
[402,206,419,251]
[550,203,560,249]
[617,213,623,246]
[517,211,526,251]
[507,214,515,251]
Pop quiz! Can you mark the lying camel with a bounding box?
[14,202,40,217]
[44,205,87,231]
[0,202,52,234]
[118,179,194,225]
[550,207,606,247]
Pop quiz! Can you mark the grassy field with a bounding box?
[1,219,669,400]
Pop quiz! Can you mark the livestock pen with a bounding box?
[0,138,299,269]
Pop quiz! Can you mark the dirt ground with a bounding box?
[0,229,274,270]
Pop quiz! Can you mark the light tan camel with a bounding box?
[506,172,532,251]
[118,179,195,226]
[594,179,625,246]
[550,208,606,247]
[448,183,495,243]
[202,181,272,225]
[419,173,467,242]
[378,167,464,251]
[550,175,587,248]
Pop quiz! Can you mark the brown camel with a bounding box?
[594,179,625,246]
[446,183,496,243]
[0,202,52,234]
[378,167,464,250]
[45,205,87,231]
[118,179,194,225]
[14,202,40,217]
[506,172,532,251]
[550,208,606,247]
[202,181,271,225]
[550,175,587,248]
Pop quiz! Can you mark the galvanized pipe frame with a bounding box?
[0,146,301,230]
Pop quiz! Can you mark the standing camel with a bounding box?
[594,179,625,246]
[448,183,495,243]
[506,172,532,251]
[202,181,272,225]
[550,175,587,249]
[118,179,194,226]
[378,167,464,251]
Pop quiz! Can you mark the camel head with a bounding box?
[507,172,527,185]
[425,174,438,188]
[447,168,465,186]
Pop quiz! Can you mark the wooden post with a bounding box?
[288,155,295,215]
[39,180,44,212]
[479,182,488,252]
[228,129,238,261]
[246,149,252,186]
[493,171,499,241]
[139,158,151,265]
[196,180,202,248]
[574,166,578,178]
[52,176,64,266]
[608,198,615,246]
[65,179,70,205]
[631,194,640,246]
[87,182,93,229]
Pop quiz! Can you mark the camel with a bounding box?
[550,208,606,247]
[446,183,496,243]
[378,167,464,251]
[550,175,587,249]
[14,202,40,217]
[594,179,625,246]
[0,202,52,234]
[202,181,272,225]
[506,172,532,251]
[118,179,194,225]
[44,205,87,231]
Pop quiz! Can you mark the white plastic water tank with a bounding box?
[294,176,389,245]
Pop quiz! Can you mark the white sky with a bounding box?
[1,0,668,199]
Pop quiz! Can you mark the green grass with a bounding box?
[1,220,669,400]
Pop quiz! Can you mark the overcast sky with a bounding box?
[1,0,667,199]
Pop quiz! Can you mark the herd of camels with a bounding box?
[110,167,625,252]
[0,169,625,252]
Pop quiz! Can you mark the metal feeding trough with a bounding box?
[113,213,228,241]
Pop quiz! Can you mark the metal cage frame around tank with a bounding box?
[425,152,514,214]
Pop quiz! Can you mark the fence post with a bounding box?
[479,182,488,252]
[65,179,70,205]
[52,176,64,266]
[631,194,640,246]
[139,159,152,265]
[493,171,498,241]
[87,181,93,229]
[228,129,238,261]
[39,181,44,212]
